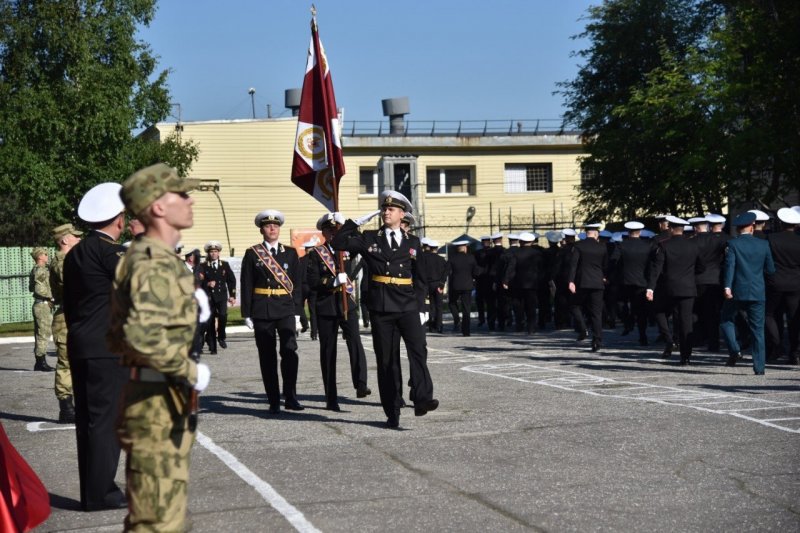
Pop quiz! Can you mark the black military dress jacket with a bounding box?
[306,244,357,317]
[447,252,480,292]
[615,238,651,288]
[332,220,426,313]
[241,242,301,320]
[694,232,730,285]
[421,250,448,292]
[647,237,702,297]
[504,246,543,289]
[198,259,236,303]
[63,230,126,360]
[569,239,608,290]
[767,231,800,292]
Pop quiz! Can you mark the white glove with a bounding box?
[194,289,211,323]
[295,315,302,332]
[332,212,345,225]
[244,317,254,330]
[419,312,429,325]
[333,273,349,287]
[354,209,381,226]
[194,363,211,392]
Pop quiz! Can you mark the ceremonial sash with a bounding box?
[251,244,294,294]
[314,245,354,294]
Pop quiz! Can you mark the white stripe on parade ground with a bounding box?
[26,421,75,432]
[195,431,321,533]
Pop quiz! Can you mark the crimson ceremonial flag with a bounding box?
[291,13,345,212]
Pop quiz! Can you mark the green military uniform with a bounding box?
[50,249,72,399]
[110,162,202,532]
[29,248,54,370]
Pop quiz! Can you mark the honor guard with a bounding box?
[241,210,304,413]
[299,239,319,339]
[50,223,82,422]
[332,190,438,428]
[198,241,237,353]
[63,182,129,511]
[110,163,211,531]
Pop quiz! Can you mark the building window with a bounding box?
[504,163,553,193]
[426,167,475,195]
[359,167,378,195]
[581,165,596,187]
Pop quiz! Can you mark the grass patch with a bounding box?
[0,321,34,337]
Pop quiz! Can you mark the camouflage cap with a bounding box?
[121,163,199,216]
[51,223,83,241]
[30,247,48,260]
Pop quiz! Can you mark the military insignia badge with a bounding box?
[150,274,170,303]
[283,263,289,269]
[409,248,417,258]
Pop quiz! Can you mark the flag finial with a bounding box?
[310,4,316,17]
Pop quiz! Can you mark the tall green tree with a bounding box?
[0,0,197,245]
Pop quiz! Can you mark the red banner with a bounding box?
[0,422,51,532]
[290,13,345,212]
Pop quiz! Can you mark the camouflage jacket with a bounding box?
[108,236,198,384]
[49,251,66,306]
[29,264,52,300]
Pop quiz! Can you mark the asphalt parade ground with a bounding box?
[2,322,798,532]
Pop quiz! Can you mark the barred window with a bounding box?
[426,167,475,195]
[359,167,378,195]
[581,165,596,187]
[504,163,552,193]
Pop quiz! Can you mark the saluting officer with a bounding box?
[615,221,651,345]
[646,216,702,365]
[447,239,480,336]
[568,224,608,351]
[110,163,212,531]
[198,241,236,353]
[63,182,128,511]
[307,212,371,411]
[332,190,438,429]
[241,210,304,413]
[765,208,800,365]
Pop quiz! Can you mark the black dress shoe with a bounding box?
[386,415,400,429]
[284,398,305,411]
[591,339,601,352]
[725,352,740,367]
[576,331,587,342]
[661,344,672,359]
[85,490,127,511]
[414,399,439,416]
[356,386,371,398]
[218,339,227,349]
[754,370,765,375]
[209,349,217,355]
[326,402,341,412]
[268,404,280,414]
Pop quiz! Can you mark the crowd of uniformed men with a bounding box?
[25,159,800,530]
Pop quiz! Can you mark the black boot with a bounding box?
[58,397,76,424]
[34,357,54,372]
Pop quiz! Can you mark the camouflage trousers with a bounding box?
[118,381,195,532]
[32,301,52,358]
[52,310,72,399]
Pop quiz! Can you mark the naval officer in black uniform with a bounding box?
[198,240,236,353]
[447,239,480,336]
[307,212,371,411]
[503,232,544,334]
[615,221,651,345]
[241,210,304,413]
[568,223,608,351]
[63,182,128,511]
[332,191,438,428]
[765,208,800,364]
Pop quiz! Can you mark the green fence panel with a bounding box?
[0,246,56,324]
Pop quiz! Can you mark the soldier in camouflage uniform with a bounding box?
[29,247,54,372]
[50,223,82,422]
[109,163,211,532]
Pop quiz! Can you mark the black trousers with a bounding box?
[570,288,604,341]
[428,289,443,332]
[299,290,317,336]
[496,286,510,331]
[253,315,299,406]
[510,288,538,333]
[370,310,433,419]
[655,295,695,360]
[623,285,649,339]
[537,285,552,328]
[317,311,368,403]
[766,289,800,359]
[696,284,723,350]
[475,280,494,326]
[553,285,571,329]
[204,299,228,351]
[71,357,128,510]
[449,290,472,335]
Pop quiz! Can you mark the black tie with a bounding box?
[390,232,399,251]
[270,247,276,256]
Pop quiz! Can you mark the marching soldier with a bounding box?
[447,239,480,336]
[474,236,494,328]
[568,224,608,351]
[496,234,520,331]
[240,210,304,413]
[110,162,212,531]
[552,229,577,330]
[646,216,702,365]
[50,223,82,422]
[615,222,650,345]
[421,238,448,334]
[765,208,800,365]
[539,232,562,330]
[720,212,775,373]
[29,247,55,372]
[749,209,770,239]
[486,232,505,330]
[198,241,237,353]
[503,232,543,334]
[332,190,438,429]
[63,182,128,511]
[693,214,729,352]
[307,212,371,410]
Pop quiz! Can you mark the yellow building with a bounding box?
[149,117,586,256]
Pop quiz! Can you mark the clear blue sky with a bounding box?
[137,0,594,123]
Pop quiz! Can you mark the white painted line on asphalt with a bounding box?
[195,432,321,533]
[26,421,75,432]
[461,362,800,434]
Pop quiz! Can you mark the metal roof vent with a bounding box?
[285,88,302,117]
[382,97,409,134]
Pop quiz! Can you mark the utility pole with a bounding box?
[248,87,256,119]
